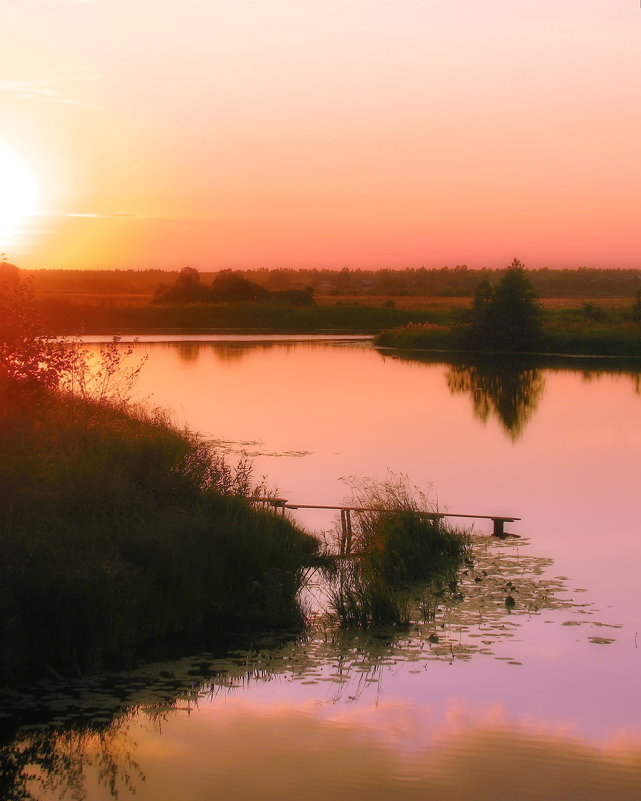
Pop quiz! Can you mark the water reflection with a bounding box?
[5,339,641,800]
[377,349,641,440]
[2,537,621,800]
[164,338,366,366]
[578,366,641,395]
[177,343,200,362]
[211,345,251,362]
[9,701,641,801]
[445,359,545,441]
[0,726,141,801]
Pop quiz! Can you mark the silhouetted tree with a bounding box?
[210,270,269,302]
[469,278,494,338]
[468,259,543,352]
[152,266,210,303]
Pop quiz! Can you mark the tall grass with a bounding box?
[0,379,320,680]
[328,476,470,627]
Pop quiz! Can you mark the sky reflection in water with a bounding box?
[6,338,641,800]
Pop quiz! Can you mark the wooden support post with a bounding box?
[492,518,505,537]
[340,509,347,555]
[345,509,353,555]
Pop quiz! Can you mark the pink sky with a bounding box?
[1,0,640,270]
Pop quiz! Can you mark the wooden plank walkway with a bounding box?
[250,497,520,553]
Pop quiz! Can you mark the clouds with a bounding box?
[65,211,141,218]
[0,78,83,105]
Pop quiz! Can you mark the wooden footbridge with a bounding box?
[251,497,520,555]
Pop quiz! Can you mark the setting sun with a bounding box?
[0,144,38,247]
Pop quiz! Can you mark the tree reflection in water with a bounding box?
[0,723,141,801]
[177,343,200,362]
[378,347,641,439]
[445,358,545,441]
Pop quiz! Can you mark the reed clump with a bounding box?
[329,476,470,627]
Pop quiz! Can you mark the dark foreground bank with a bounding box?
[0,379,322,681]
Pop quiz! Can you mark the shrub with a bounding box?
[582,302,609,322]
[152,266,211,303]
[209,270,270,303]
[0,267,72,389]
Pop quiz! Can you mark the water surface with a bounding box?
[6,337,641,800]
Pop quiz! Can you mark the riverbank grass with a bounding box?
[377,315,641,357]
[0,382,321,680]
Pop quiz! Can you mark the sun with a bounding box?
[0,144,39,247]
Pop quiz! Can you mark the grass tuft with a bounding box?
[328,475,470,627]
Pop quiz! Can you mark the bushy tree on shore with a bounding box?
[0,263,70,389]
[469,259,543,352]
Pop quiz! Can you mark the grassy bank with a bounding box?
[0,380,321,681]
[36,298,439,334]
[377,315,641,357]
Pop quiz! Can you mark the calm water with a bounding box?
[5,337,641,800]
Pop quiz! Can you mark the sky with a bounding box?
[1,0,640,270]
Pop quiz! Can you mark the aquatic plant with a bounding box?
[328,475,470,627]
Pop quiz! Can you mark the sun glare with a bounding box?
[0,144,39,246]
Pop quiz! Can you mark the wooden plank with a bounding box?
[249,498,520,525]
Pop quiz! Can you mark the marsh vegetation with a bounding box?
[1,271,471,683]
[327,477,470,627]
[1,273,324,680]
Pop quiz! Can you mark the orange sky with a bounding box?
[1,0,640,270]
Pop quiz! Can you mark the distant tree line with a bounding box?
[152,268,315,306]
[242,265,641,298]
[18,264,641,299]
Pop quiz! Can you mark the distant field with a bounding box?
[35,291,153,307]
[33,291,636,312]
[314,295,635,311]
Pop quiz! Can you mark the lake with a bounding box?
[5,336,641,800]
